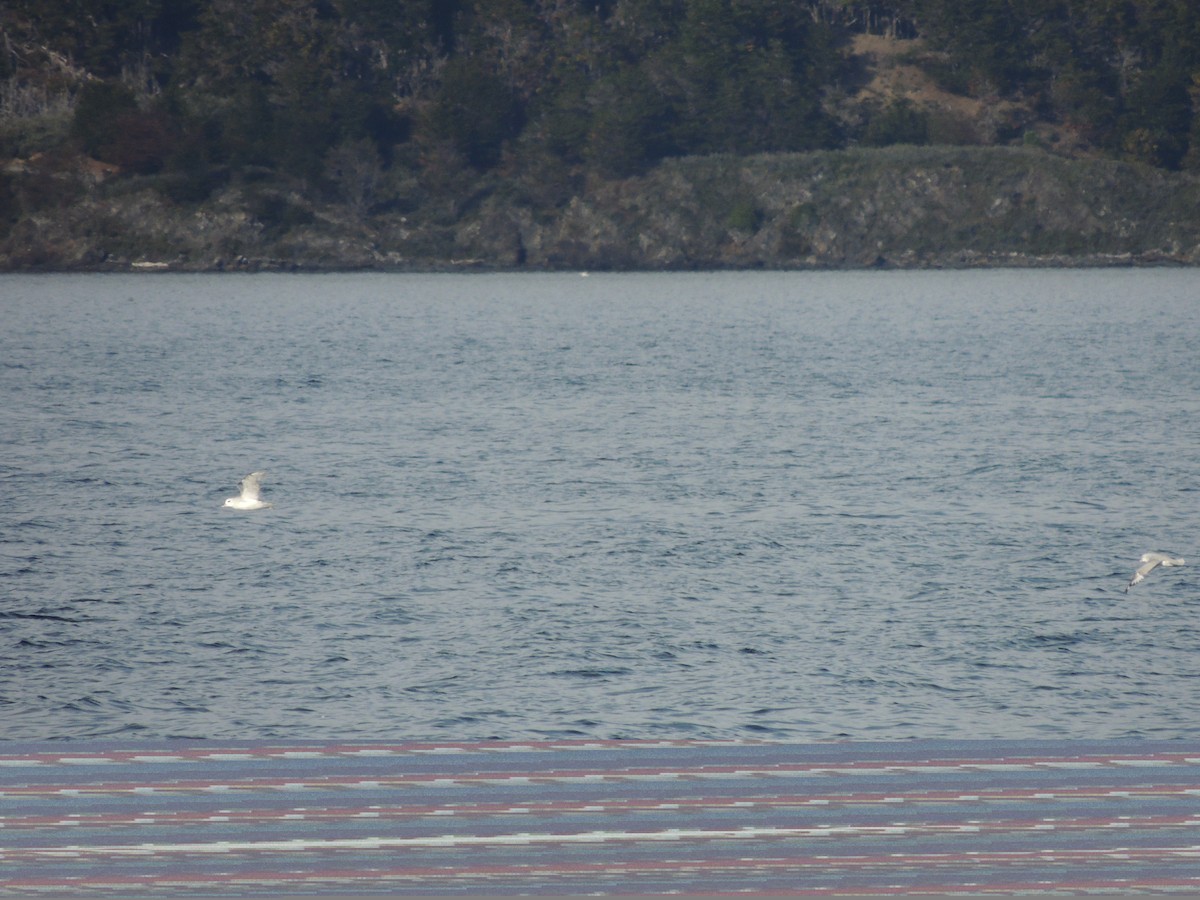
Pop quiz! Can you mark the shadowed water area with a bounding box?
[1,269,1197,741]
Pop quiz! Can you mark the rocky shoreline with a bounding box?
[5,146,1200,273]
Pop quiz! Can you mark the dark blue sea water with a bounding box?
[1,269,1197,742]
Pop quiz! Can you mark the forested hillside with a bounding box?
[2,0,1199,269]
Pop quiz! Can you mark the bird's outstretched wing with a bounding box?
[1127,558,1160,591]
[239,471,266,501]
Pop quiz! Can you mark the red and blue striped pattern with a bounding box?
[2,738,1198,895]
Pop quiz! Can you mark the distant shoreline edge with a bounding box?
[5,147,1200,274]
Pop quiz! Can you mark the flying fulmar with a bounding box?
[223,471,272,510]
[1126,552,1185,592]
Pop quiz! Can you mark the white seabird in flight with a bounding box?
[223,471,272,510]
[1126,552,1185,592]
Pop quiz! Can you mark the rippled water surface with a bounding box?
[2,269,1197,742]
